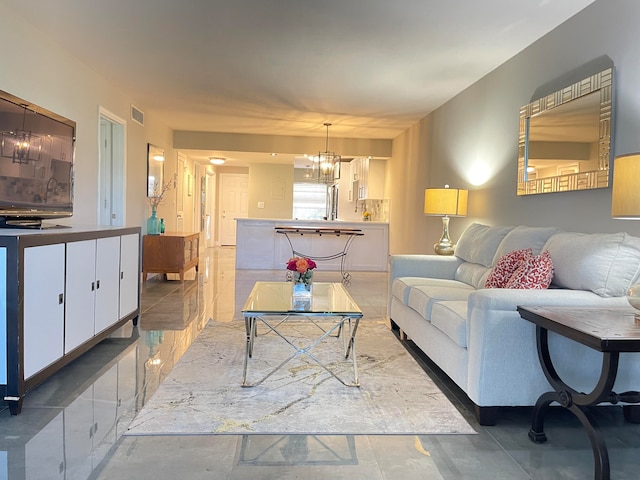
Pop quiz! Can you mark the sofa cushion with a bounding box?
[492,225,560,262]
[392,277,464,303]
[504,250,554,289]
[431,301,468,348]
[543,232,640,297]
[485,248,532,288]
[407,284,474,320]
[455,262,491,289]
[455,223,514,268]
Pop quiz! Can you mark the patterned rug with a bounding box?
[126,319,476,435]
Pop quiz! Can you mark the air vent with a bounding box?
[130,105,144,126]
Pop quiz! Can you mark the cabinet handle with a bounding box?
[121,272,124,280]
[58,293,64,305]
[96,280,100,289]
[91,282,95,291]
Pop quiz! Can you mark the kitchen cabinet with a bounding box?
[351,157,386,200]
[0,226,140,415]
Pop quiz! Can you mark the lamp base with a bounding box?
[434,241,455,256]
[433,215,456,256]
[627,283,640,322]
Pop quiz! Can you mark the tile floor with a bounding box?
[1,247,639,479]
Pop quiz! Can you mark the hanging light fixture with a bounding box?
[313,122,341,184]
[11,105,34,164]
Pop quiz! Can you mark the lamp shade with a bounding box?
[612,153,640,218]
[424,187,468,217]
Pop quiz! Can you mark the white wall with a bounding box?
[389,0,640,254]
[0,3,173,229]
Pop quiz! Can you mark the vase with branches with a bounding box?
[147,179,172,235]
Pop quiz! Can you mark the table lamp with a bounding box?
[424,185,468,255]
[611,153,640,317]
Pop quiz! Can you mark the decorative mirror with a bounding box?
[147,143,165,197]
[517,67,613,195]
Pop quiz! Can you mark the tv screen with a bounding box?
[0,89,75,227]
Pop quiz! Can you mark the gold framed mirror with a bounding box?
[517,67,613,195]
[147,143,165,197]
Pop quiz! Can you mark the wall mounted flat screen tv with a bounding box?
[0,89,75,228]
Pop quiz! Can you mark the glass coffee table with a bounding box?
[241,281,363,388]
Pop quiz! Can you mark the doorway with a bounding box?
[98,108,126,226]
[219,173,248,246]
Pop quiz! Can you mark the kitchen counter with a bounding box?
[235,218,389,271]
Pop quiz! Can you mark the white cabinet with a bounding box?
[95,237,122,333]
[65,237,121,353]
[23,244,65,379]
[351,157,386,200]
[0,226,141,415]
[119,233,140,319]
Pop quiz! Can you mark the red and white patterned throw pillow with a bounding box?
[504,250,554,289]
[485,248,532,288]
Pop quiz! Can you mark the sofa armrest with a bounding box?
[465,288,630,406]
[388,254,463,282]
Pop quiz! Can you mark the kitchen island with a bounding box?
[236,218,389,271]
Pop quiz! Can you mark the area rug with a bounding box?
[126,319,476,435]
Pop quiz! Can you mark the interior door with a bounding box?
[219,173,248,246]
[98,108,125,226]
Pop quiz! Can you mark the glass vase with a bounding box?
[292,270,313,297]
[147,207,160,235]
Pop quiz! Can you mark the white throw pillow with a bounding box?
[543,232,640,297]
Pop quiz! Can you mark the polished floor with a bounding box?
[1,247,639,479]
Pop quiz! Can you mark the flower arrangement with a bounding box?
[362,211,371,221]
[287,256,316,286]
[147,179,173,210]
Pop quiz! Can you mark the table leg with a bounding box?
[530,326,619,480]
[242,317,256,387]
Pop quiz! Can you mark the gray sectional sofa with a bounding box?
[388,223,640,425]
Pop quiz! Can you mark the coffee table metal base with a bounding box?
[242,315,360,388]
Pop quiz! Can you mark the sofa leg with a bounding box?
[399,328,407,341]
[474,405,499,426]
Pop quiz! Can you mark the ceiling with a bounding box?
[4,0,596,165]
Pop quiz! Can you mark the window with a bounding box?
[293,182,327,220]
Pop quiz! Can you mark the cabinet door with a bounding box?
[65,240,97,353]
[94,236,121,334]
[119,234,140,319]
[24,244,65,378]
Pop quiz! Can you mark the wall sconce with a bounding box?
[424,185,468,255]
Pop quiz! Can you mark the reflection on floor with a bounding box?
[0,246,638,479]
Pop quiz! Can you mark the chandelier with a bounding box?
[1,104,36,164]
[313,123,341,184]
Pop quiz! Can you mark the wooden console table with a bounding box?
[518,306,640,480]
[142,232,199,281]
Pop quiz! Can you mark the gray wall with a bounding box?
[389,0,640,254]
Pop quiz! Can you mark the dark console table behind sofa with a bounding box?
[0,226,141,414]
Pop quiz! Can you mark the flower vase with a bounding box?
[293,270,313,297]
[147,207,160,235]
